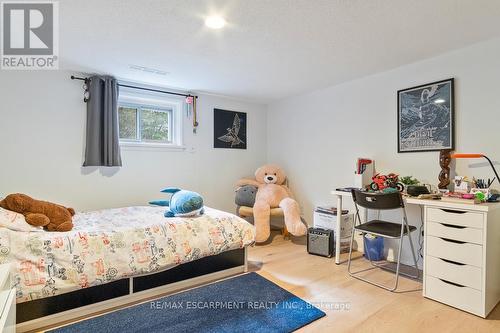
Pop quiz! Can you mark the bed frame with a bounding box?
[16,247,247,332]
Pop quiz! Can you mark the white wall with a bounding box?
[267,38,500,265]
[0,70,267,213]
[2,39,500,266]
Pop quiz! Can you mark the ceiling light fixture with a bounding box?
[205,15,226,29]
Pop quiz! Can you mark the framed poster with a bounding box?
[213,108,247,149]
[397,78,454,153]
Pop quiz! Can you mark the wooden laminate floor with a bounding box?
[248,232,500,333]
[36,231,500,333]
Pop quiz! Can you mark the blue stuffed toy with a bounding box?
[149,188,204,217]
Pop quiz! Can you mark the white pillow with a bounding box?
[0,207,44,232]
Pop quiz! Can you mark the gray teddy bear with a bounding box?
[235,185,258,207]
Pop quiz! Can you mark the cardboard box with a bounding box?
[313,209,354,253]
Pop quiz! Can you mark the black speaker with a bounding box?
[407,185,430,197]
[307,227,334,258]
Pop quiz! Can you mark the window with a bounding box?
[117,89,183,149]
[118,104,172,143]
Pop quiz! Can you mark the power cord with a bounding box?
[418,206,424,262]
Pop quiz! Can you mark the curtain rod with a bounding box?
[70,75,198,99]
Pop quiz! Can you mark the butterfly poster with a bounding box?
[213,109,247,149]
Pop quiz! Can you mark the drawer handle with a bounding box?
[439,278,465,288]
[441,209,466,214]
[439,258,466,266]
[440,223,466,229]
[439,237,466,244]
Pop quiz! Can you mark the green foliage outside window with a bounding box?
[118,106,170,142]
[141,108,169,141]
[118,107,137,140]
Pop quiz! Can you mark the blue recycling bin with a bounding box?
[363,234,384,261]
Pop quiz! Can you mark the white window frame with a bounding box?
[118,88,184,151]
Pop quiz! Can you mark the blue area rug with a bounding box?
[50,273,325,333]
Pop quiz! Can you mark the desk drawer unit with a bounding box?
[423,205,500,318]
[426,221,482,245]
[426,207,483,228]
[426,236,482,267]
[426,255,482,290]
[425,275,482,316]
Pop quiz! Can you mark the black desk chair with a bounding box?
[347,190,419,291]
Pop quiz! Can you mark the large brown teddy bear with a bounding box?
[0,194,75,231]
[237,165,307,242]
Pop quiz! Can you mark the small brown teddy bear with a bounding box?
[0,193,75,232]
[237,164,307,242]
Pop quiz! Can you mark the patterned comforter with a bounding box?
[0,206,255,304]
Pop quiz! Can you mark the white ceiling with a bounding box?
[60,0,500,103]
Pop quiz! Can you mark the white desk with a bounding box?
[331,190,500,317]
[331,190,495,264]
[331,190,430,264]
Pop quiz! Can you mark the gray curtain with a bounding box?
[83,75,122,167]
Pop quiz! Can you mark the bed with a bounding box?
[0,205,255,331]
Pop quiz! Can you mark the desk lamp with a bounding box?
[451,154,499,186]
